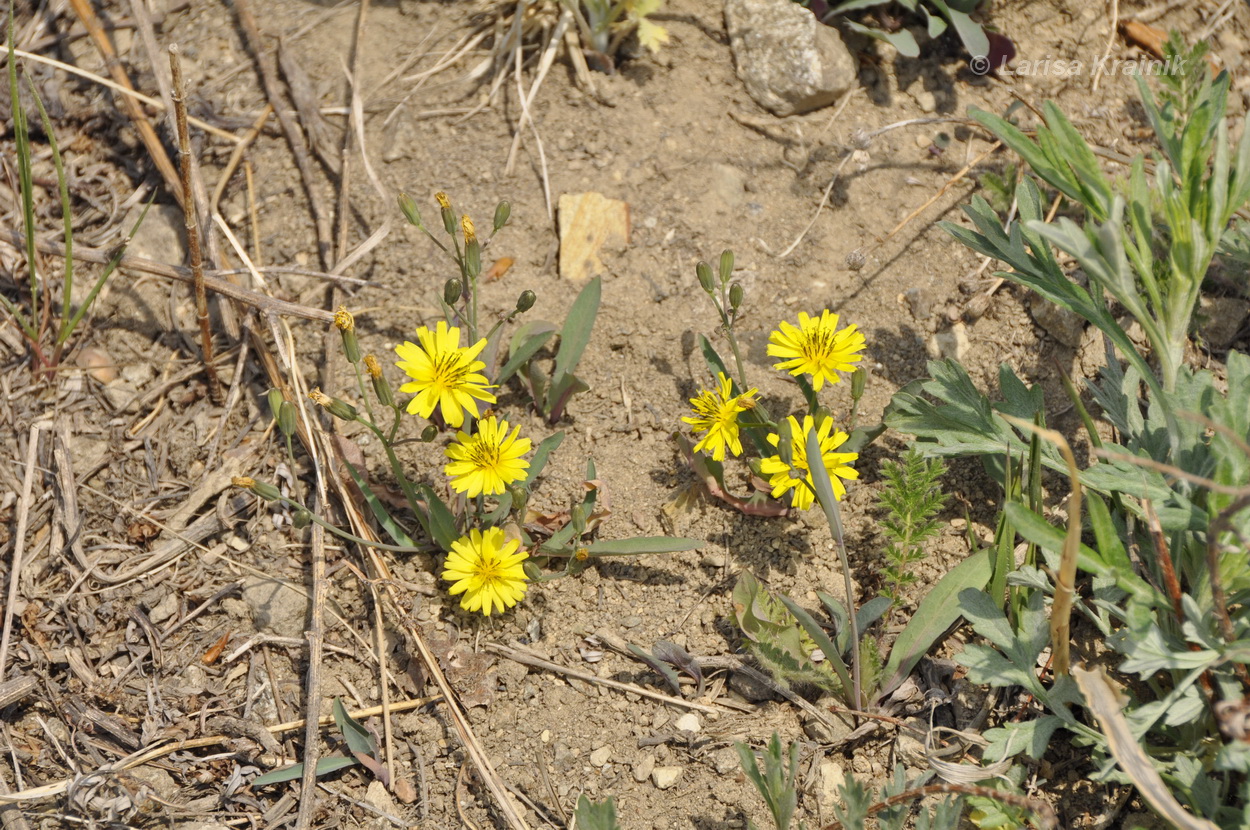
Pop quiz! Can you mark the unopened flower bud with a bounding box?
[516,289,536,313]
[436,191,456,234]
[233,476,282,501]
[399,193,424,227]
[777,419,795,467]
[309,388,358,422]
[420,424,439,442]
[334,306,361,363]
[570,504,587,534]
[719,249,735,284]
[729,282,744,314]
[462,215,481,278]
[292,508,312,529]
[851,367,866,400]
[364,355,394,407]
[493,200,511,232]
[267,388,284,422]
[522,560,543,580]
[444,278,463,306]
[278,401,297,438]
[696,261,715,294]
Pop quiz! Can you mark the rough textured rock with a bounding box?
[1199,295,1250,350]
[725,0,857,117]
[1030,294,1087,348]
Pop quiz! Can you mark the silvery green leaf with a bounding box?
[983,715,1063,762]
[1118,626,1218,676]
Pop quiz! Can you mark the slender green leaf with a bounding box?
[552,276,601,384]
[333,697,378,758]
[523,431,564,487]
[418,484,458,551]
[844,20,919,57]
[877,547,993,700]
[586,536,700,555]
[252,756,357,787]
[498,324,556,384]
[778,595,854,701]
[343,460,416,548]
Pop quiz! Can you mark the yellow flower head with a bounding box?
[681,372,758,461]
[461,214,476,244]
[445,416,532,498]
[309,387,332,407]
[759,414,859,511]
[767,310,865,391]
[442,526,529,616]
[395,321,496,428]
[363,354,382,379]
[435,191,451,209]
[333,306,355,332]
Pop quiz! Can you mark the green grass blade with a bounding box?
[7,22,37,337]
[25,79,73,340]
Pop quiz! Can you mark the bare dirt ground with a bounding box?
[1,0,1248,828]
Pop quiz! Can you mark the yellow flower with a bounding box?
[395,321,496,428]
[445,416,532,497]
[681,372,758,461]
[759,415,858,510]
[767,310,865,391]
[435,191,451,209]
[442,527,529,616]
[461,214,476,243]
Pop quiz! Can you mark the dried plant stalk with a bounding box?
[168,44,223,404]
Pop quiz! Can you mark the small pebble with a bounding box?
[633,754,655,783]
[652,766,683,790]
[674,713,701,733]
[589,746,612,767]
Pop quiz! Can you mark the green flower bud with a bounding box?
[493,200,511,232]
[522,560,543,581]
[719,249,734,284]
[398,192,423,227]
[516,289,536,313]
[234,476,282,502]
[444,278,463,306]
[334,307,361,363]
[421,424,439,443]
[292,508,312,529]
[851,367,866,400]
[436,191,456,235]
[729,282,744,314]
[309,388,358,422]
[776,419,795,468]
[570,504,587,535]
[278,401,297,438]
[364,355,394,408]
[696,261,715,294]
[267,388,284,422]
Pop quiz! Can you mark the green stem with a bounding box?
[275,495,426,552]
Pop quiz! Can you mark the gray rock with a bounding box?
[725,0,857,116]
[1029,295,1086,348]
[241,576,309,638]
[926,322,970,363]
[589,745,613,767]
[710,163,748,212]
[1199,295,1250,349]
[632,753,656,783]
[728,669,780,702]
[816,759,846,812]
